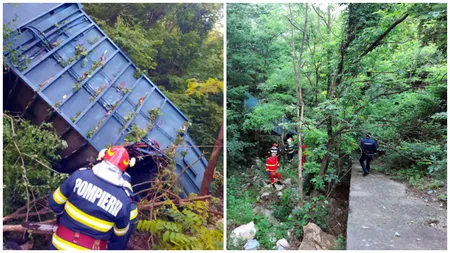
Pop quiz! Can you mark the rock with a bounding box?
[261,192,271,201]
[440,203,444,207]
[282,178,292,186]
[230,222,257,247]
[275,183,284,191]
[424,199,429,203]
[431,198,438,202]
[416,238,421,241]
[427,190,434,195]
[243,239,260,250]
[263,184,273,191]
[277,192,283,198]
[276,246,286,250]
[394,232,400,237]
[298,223,336,250]
[276,238,290,249]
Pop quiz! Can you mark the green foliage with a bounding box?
[272,188,297,222]
[226,176,256,226]
[334,234,346,250]
[136,200,223,250]
[227,2,446,196]
[84,3,223,166]
[254,215,290,250]
[3,113,68,215]
[289,195,329,236]
[124,124,148,143]
[3,13,30,71]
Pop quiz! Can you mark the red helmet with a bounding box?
[102,146,130,172]
[273,143,278,147]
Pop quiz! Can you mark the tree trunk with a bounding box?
[288,3,308,206]
[199,122,223,196]
[280,116,286,158]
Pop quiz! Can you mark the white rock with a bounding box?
[277,192,283,198]
[230,222,257,247]
[275,183,284,191]
[243,239,260,250]
[394,232,400,237]
[276,238,290,249]
[299,223,336,250]
[261,192,271,200]
[282,178,292,186]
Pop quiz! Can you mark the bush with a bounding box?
[136,200,223,250]
[226,176,255,226]
[254,215,291,250]
[3,113,68,215]
[334,234,346,250]
[272,188,297,222]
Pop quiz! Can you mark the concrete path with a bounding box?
[346,163,447,250]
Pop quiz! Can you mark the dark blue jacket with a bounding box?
[49,168,131,249]
[359,138,378,155]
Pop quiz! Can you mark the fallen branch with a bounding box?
[3,197,47,222]
[3,222,56,235]
[3,208,52,223]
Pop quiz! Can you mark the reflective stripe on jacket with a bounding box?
[48,168,131,249]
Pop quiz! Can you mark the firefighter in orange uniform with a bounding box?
[48,146,136,250]
[266,152,282,189]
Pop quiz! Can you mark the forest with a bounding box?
[3,3,223,250]
[227,3,447,250]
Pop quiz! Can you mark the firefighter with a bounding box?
[269,143,279,156]
[286,137,295,161]
[286,136,307,165]
[359,133,379,176]
[266,152,282,189]
[48,146,136,250]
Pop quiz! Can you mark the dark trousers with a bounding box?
[359,154,373,173]
[287,149,295,161]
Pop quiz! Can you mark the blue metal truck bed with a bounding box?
[3,3,208,195]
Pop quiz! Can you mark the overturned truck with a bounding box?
[3,3,209,196]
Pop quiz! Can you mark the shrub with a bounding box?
[3,113,68,215]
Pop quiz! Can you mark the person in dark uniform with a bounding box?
[359,133,379,176]
[48,146,136,250]
[286,136,296,161]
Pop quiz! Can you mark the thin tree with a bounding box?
[199,121,223,196]
[288,3,308,206]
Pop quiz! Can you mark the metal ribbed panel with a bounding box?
[3,3,207,195]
